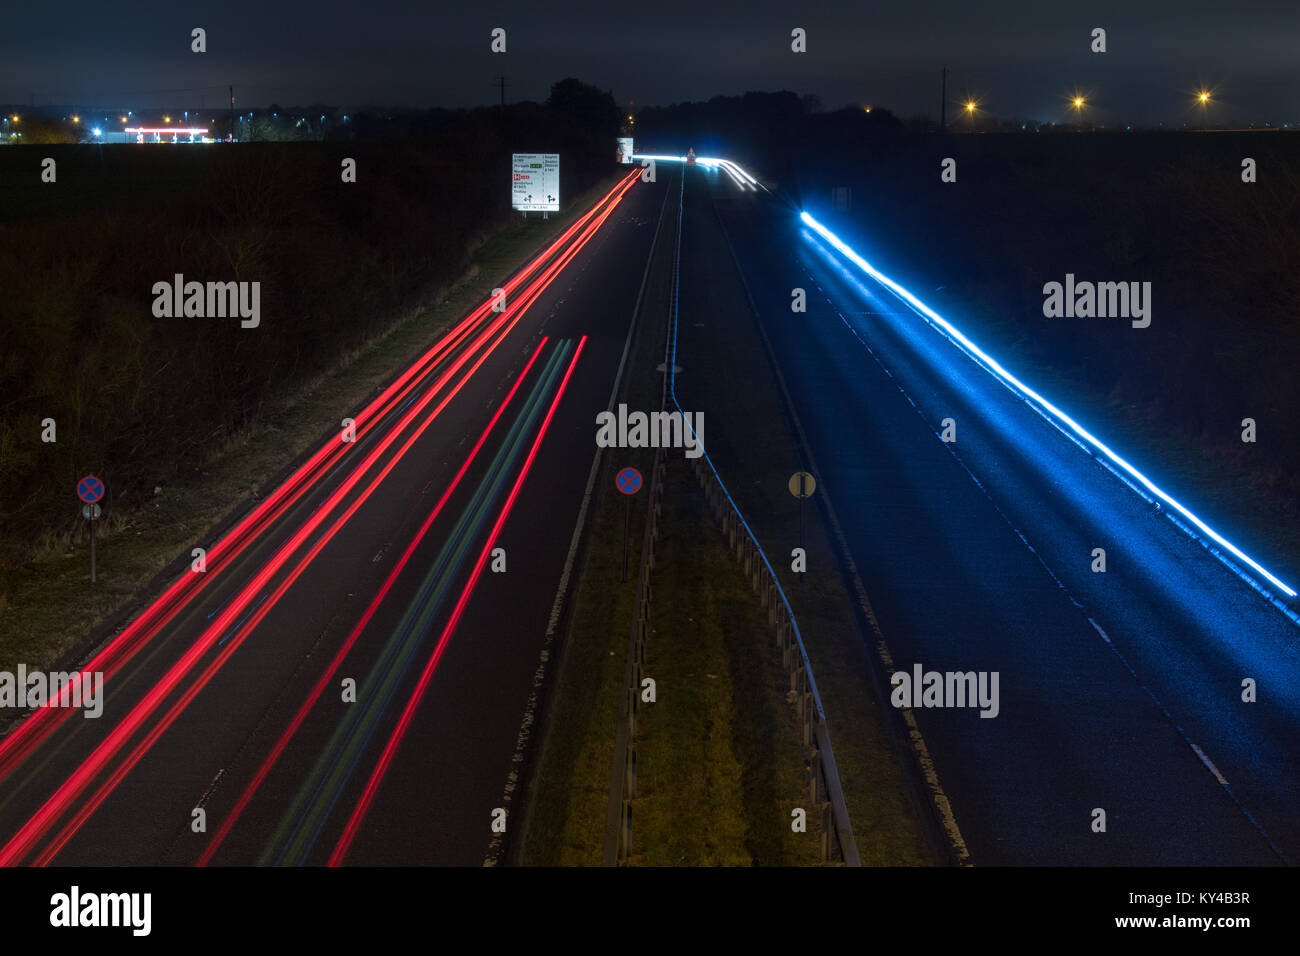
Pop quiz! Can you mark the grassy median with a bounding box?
[520,167,930,866]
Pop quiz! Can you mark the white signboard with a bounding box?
[512,153,560,212]
[616,137,634,164]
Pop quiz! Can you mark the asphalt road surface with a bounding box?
[684,164,1298,866]
[0,166,670,866]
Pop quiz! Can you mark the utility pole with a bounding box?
[940,65,947,131]
[229,85,236,142]
[495,76,505,109]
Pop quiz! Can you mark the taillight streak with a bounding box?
[195,337,549,866]
[3,175,637,865]
[329,336,588,865]
[0,171,638,785]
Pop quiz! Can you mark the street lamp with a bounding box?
[1194,89,1215,129]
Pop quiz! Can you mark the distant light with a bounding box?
[163,116,171,122]
[71,115,80,123]
[863,105,872,113]
[9,115,17,122]
[965,101,976,112]
[1198,91,1211,104]
[120,116,127,123]
[1073,97,1084,108]
[91,127,102,136]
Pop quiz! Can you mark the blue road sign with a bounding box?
[616,467,642,495]
[77,475,104,504]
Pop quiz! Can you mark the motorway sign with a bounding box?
[77,475,104,503]
[616,467,642,495]
[616,136,634,164]
[512,153,560,211]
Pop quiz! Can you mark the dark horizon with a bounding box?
[2,0,1297,126]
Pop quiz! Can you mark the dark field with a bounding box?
[0,118,613,576]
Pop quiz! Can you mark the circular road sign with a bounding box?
[77,475,105,504]
[616,467,643,496]
[788,471,816,499]
[81,503,102,521]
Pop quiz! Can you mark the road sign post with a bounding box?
[616,466,643,581]
[789,471,815,581]
[77,476,104,583]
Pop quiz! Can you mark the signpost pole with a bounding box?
[623,496,631,581]
[616,466,642,581]
[77,476,104,584]
[788,471,815,585]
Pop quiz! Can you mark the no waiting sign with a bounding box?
[512,153,560,212]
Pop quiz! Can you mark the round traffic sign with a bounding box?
[77,475,105,503]
[788,471,816,499]
[81,503,102,521]
[616,467,642,495]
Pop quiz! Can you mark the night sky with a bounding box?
[2,0,1296,124]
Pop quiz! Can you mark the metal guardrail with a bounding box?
[667,166,859,865]
[602,165,859,866]
[688,455,860,865]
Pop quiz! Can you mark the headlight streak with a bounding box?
[799,210,1297,604]
[632,153,762,191]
